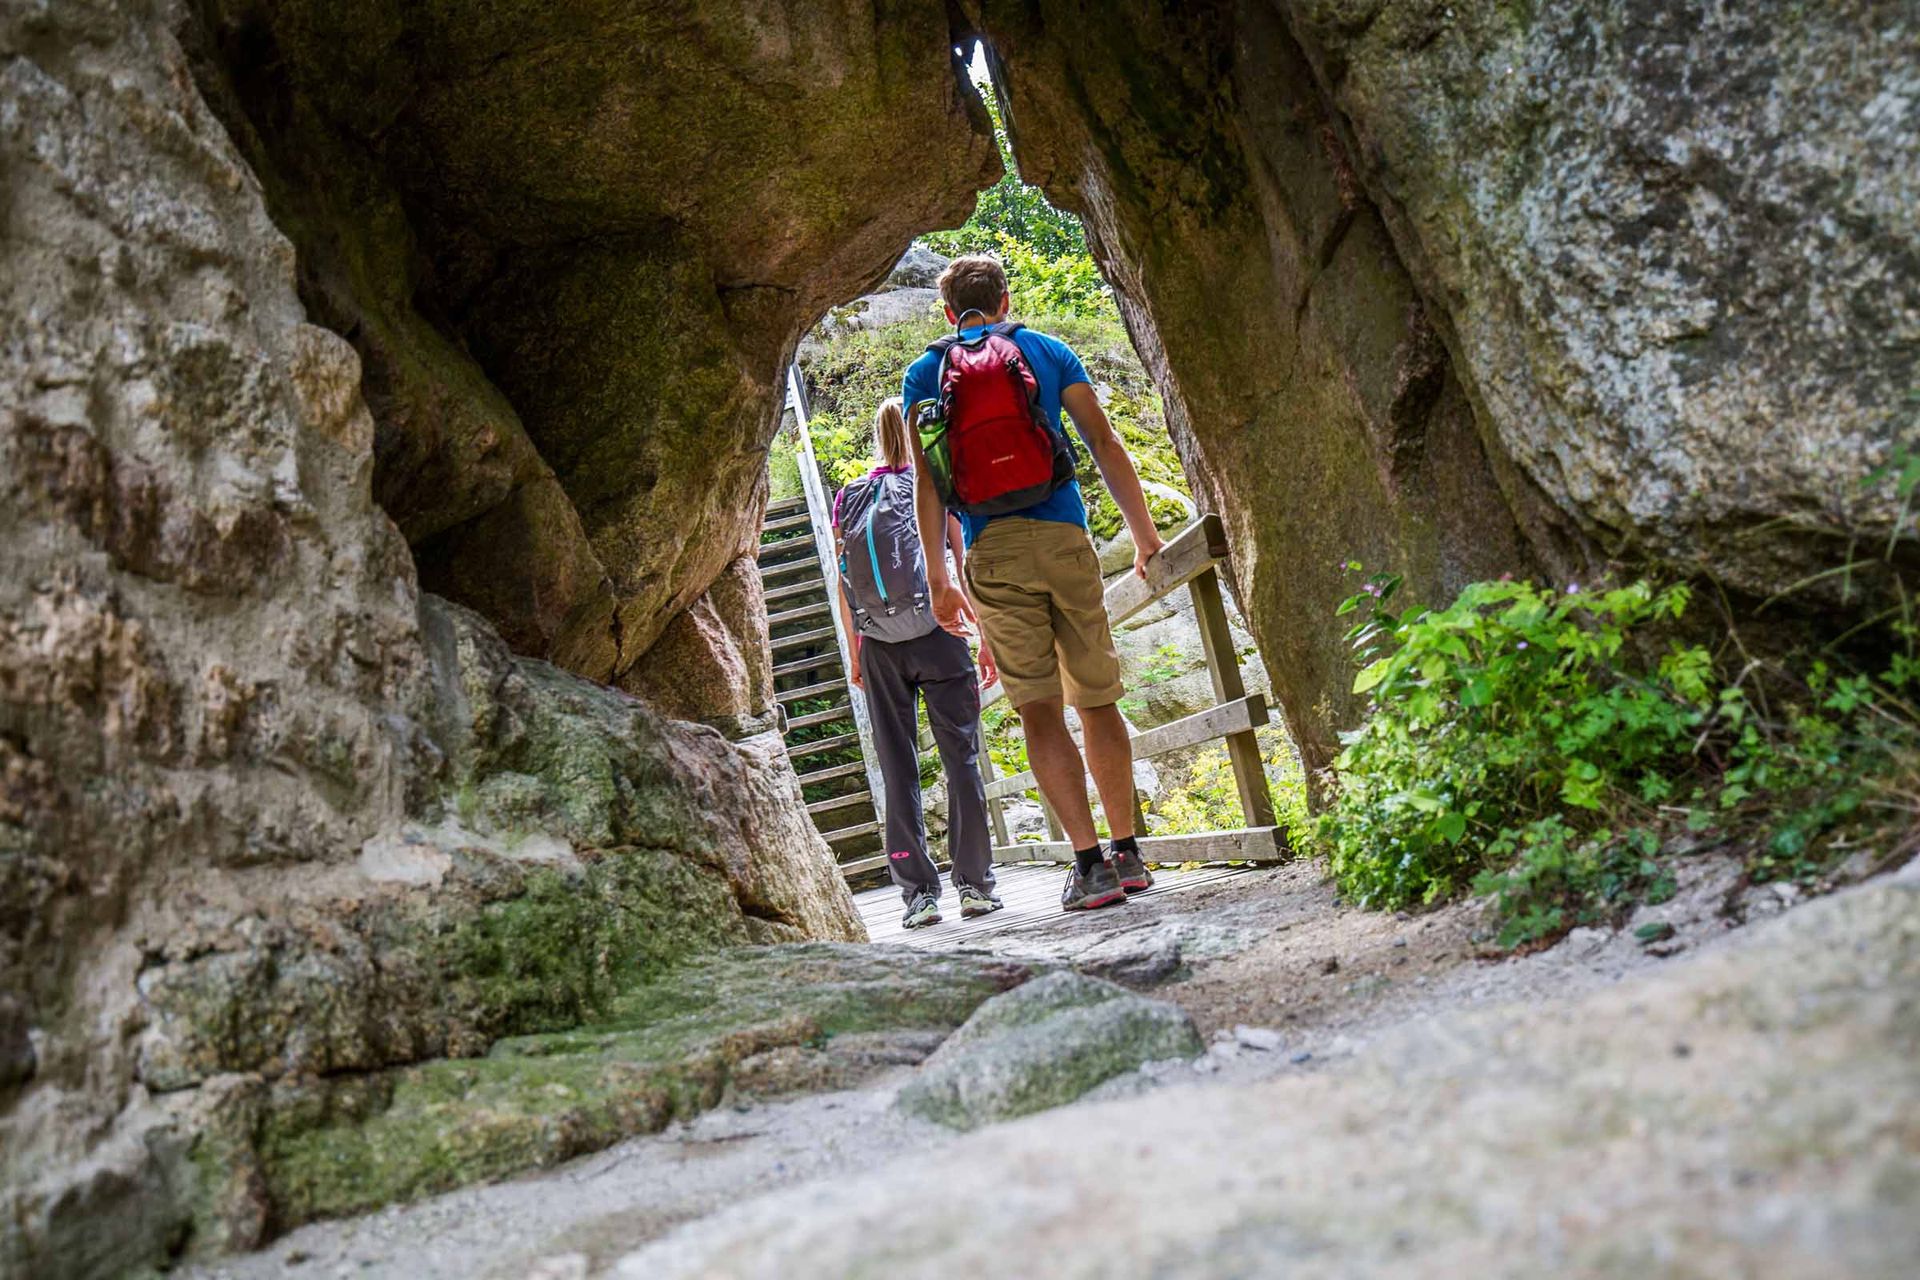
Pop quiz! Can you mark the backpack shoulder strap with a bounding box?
[925,335,961,357]
[832,476,871,531]
[989,321,1025,338]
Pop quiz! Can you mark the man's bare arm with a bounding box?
[1061,382,1164,578]
[910,434,970,634]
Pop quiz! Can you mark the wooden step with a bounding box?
[799,760,868,787]
[786,702,853,731]
[767,601,831,629]
[778,678,846,704]
[822,820,881,845]
[758,536,814,563]
[760,556,820,581]
[807,789,872,817]
[766,495,807,518]
[764,578,828,606]
[989,826,1287,866]
[773,652,838,680]
[770,625,836,653]
[762,513,813,538]
[788,731,859,758]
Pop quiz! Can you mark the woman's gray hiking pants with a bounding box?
[858,628,995,903]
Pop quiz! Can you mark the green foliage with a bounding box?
[1151,728,1314,853]
[1134,643,1189,688]
[804,410,874,487]
[921,96,1087,261]
[980,701,1028,778]
[767,423,803,501]
[1323,574,1710,917]
[994,231,1115,321]
[1320,565,1920,947]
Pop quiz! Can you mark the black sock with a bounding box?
[1112,835,1139,858]
[1073,843,1105,876]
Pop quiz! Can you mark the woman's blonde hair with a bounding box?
[874,397,912,470]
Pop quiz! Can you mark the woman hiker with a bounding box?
[832,397,1002,929]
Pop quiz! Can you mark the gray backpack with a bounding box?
[834,470,938,644]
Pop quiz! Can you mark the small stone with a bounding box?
[1192,1054,1220,1074]
[1290,1051,1313,1065]
[1391,937,1408,949]
[1233,1025,1283,1051]
[1319,956,1340,975]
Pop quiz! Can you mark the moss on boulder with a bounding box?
[191,945,1033,1238]
[895,971,1203,1130]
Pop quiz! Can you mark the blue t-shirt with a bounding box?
[902,324,1092,547]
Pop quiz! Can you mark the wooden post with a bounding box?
[1188,566,1277,829]
[977,726,1011,848]
[1131,787,1151,843]
[1040,793,1064,843]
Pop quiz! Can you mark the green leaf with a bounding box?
[1353,657,1395,694]
[1435,811,1468,844]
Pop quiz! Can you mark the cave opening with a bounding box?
[768,36,1297,876]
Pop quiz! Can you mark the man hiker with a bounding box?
[833,397,1002,929]
[902,254,1166,913]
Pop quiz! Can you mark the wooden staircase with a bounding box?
[765,367,889,871]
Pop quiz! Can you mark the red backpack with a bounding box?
[911,321,1076,516]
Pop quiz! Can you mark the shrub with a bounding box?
[1319,565,1920,946]
[1319,573,1712,916]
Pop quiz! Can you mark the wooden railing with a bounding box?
[785,365,888,842]
[978,513,1287,866]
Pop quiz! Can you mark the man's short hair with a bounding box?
[938,254,1009,321]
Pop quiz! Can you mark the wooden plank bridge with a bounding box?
[768,363,1288,881]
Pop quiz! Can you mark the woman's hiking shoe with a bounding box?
[1061,858,1127,912]
[958,884,1004,919]
[1111,844,1154,893]
[901,891,942,929]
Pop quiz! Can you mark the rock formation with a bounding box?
[187,0,1000,722]
[2,1,990,1271]
[967,0,1920,771]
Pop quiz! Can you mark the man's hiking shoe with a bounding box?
[1112,844,1154,893]
[958,884,1004,919]
[1061,858,1127,912]
[901,891,941,929]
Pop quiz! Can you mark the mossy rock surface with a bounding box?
[203,944,1033,1235]
[895,971,1202,1131]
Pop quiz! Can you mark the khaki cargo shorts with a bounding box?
[963,517,1125,710]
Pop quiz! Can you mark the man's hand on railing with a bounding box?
[1133,527,1166,581]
